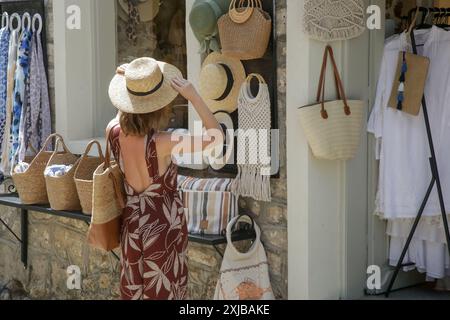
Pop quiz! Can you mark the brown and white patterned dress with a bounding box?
[110,125,188,300]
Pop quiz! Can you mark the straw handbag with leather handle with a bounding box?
[87,128,125,252]
[45,138,82,211]
[12,133,62,205]
[218,0,272,60]
[74,140,105,215]
[298,45,364,161]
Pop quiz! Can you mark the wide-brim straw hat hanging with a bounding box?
[118,0,161,22]
[189,0,230,53]
[199,52,246,113]
[109,57,182,114]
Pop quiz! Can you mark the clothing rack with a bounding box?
[385,10,450,297]
[0,0,48,78]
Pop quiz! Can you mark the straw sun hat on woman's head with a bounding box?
[109,57,182,114]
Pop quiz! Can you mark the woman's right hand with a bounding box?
[170,77,201,103]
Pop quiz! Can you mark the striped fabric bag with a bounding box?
[178,175,238,236]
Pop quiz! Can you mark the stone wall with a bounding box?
[0,0,288,300]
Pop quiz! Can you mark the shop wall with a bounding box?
[287,0,373,299]
[0,0,287,300]
[0,0,123,300]
[184,0,288,300]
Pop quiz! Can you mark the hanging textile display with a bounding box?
[9,23,32,173]
[0,27,19,175]
[19,17,51,159]
[0,26,10,159]
[232,74,272,202]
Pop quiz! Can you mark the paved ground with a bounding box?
[364,285,450,300]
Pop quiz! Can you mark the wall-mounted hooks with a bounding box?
[32,13,42,35]
[9,12,20,33]
[2,12,9,29]
[22,12,31,31]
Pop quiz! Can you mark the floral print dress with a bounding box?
[110,125,189,300]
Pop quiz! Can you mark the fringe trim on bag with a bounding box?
[232,166,271,202]
[303,24,365,42]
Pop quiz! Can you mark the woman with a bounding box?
[107,57,222,300]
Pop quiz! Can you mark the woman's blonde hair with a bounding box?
[120,107,171,136]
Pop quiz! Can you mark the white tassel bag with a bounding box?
[214,216,275,300]
[232,74,272,202]
[298,45,364,161]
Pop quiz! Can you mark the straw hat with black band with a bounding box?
[118,0,161,22]
[199,52,246,114]
[109,57,182,114]
[210,111,235,171]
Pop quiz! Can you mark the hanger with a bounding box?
[1,12,8,29]
[32,13,42,35]
[9,13,21,33]
[436,8,450,28]
[22,12,31,32]
[416,7,433,29]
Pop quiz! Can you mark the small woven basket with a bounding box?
[74,140,105,215]
[12,134,62,205]
[218,0,272,60]
[45,138,81,211]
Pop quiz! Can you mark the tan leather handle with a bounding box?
[317,45,351,120]
[104,124,125,210]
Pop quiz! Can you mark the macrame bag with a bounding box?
[232,74,272,202]
[214,216,275,300]
[304,0,365,42]
[87,128,125,252]
[298,46,364,161]
[218,0,272,60]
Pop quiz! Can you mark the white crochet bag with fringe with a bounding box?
[304,0,366,42]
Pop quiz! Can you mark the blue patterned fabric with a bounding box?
[0,27,10,156]
[9,29,32,172]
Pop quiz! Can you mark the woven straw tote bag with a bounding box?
[74,140,105,215]
[12,133,63,205]
[298,46,364,161]
[45,138,82,211]
[218,0,272,60]
[87,127,125,252]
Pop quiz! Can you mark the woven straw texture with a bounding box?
[91,160,124,225]
[218,1,272,60]
[298,100,364,160]
[45,138,81,211]
[74,140,105,215]
[12,133,62,205]
[304,0,365,42]
[109,58,182,114]
[199,52,246,113]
